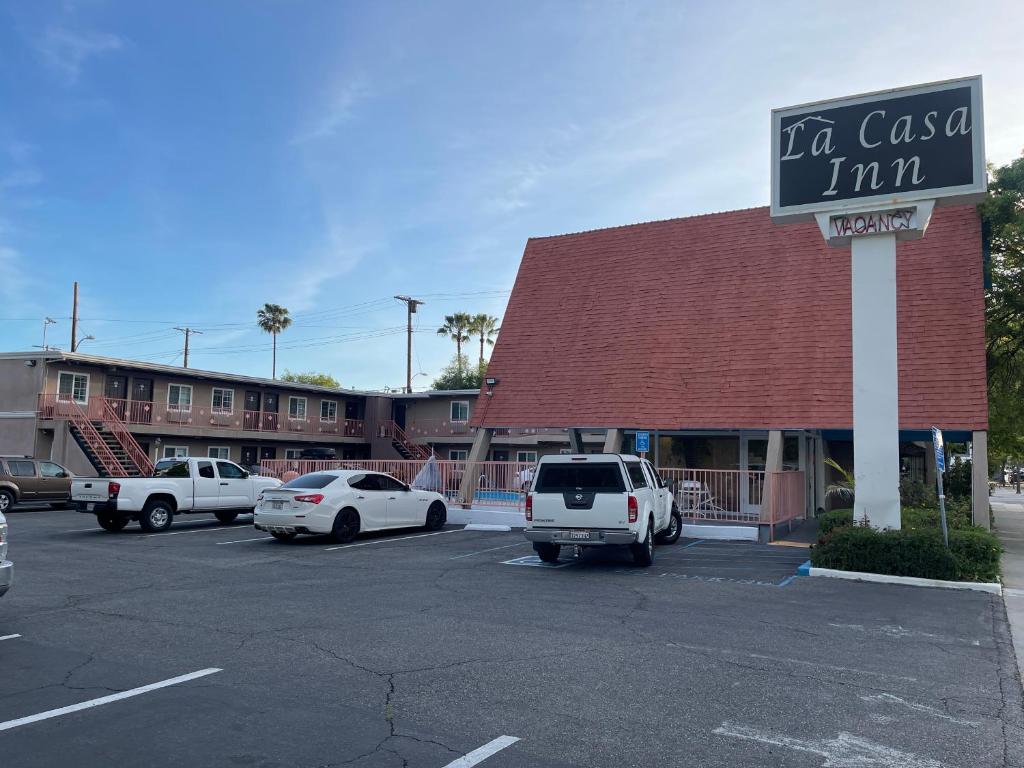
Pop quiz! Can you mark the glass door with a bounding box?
[740,436,767,517]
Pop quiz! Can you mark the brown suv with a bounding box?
[0,457,73,512]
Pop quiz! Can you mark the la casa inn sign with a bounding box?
[770,76,985,221]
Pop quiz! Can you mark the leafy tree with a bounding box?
[281,370,341,388]
[436,313,473,369]
[432,355,485,391]
[981,153,1024,476]
[469,313,499,365]
[256,303,292,379]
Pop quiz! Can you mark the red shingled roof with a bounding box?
[472,205,987,431]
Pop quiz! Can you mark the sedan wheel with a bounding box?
[331,509,360,544]
[424,502,446,531]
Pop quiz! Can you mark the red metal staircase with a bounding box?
[379,421,433,460]
[38,395,154,477]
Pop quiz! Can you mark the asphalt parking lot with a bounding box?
[1,507,1021,768]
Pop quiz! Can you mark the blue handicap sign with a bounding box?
[636,431,650,453]
[932,427,945,473]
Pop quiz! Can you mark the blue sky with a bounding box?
[1,1,1022,389]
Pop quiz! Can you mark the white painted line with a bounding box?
[325,528,463,551]
[672,643,918,682]
[449,542,527,560]
[441,735,520,768]
[63,527,105,533]
[0,634,22,642]
[0,668,222,732]
[216,536,274,545]
[144,526,238,538]
[860,693,980,726]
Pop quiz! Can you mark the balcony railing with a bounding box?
[397,418,599,440]
[38,394,364,438]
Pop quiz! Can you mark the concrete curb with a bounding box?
[807,565,1002,594]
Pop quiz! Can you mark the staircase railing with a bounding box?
[378,421,432,460]
[56,397,129,477]
[100,399,154,476]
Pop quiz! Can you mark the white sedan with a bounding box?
[254,469,447,543]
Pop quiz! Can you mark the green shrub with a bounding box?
[945,459,973,500]
[949,528,1002,582]
[900,478,937,508]
[812,526,957,580]
[811,521,1002,582]
[818,508,853,537]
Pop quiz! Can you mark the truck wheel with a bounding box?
[631,519,655,567]
[331,508,360,544]
[424,502,446,531]
[533,542,561,563]
[139,500,174,532]
[214,511,239,524]
[97,514,128,532]
[271,531,297,542]
[0,489,13,513]
[656,507,682,545]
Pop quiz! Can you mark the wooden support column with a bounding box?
[603,428,623,454]
[458,428,493,508]
[972,430,990,530]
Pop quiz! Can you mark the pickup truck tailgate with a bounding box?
[530,461,630,529]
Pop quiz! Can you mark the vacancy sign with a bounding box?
[771,76,986,222]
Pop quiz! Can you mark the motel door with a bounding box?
[105,375,128,419]
[739,436,767,517]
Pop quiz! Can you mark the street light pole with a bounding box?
[394,296,424,393]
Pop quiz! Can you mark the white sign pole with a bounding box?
[850,232,901,529]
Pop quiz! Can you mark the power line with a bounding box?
[173,327,203,368]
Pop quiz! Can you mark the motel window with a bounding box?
[320,400,337,422]
[162,446,188,458]
[208,446,230,460]
[57,372,89,404]
[449,450,468,461]
[285,449,302,460]
[516,451,537,464]
[288,397,307,420]
[450,401,469,422]
[168,384,193,410]
[212,388,234,413]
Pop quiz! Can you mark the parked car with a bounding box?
[72,457,281,532]
[0,456,73,513]
[0,510,12,597]
[255,469,448,543]
[524,454,681,566]
[299,447,337,460]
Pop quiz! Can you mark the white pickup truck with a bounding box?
[72,457,281,533]
[524,454,681,566]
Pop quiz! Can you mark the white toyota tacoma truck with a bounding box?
[72,457,280,533]
[524,454,681,566]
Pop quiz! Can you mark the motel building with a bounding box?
[464,202,990,536]
[0,204,988,537]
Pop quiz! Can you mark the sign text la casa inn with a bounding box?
[771,76,985,221]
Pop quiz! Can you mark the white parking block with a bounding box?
[0,634,21,642]
[0,668,222,732]
[324,529,463,551]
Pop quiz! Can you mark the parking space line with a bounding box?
[0,634,21,642]
[449,542,527,560]
[680,539,704,549]
[143,526,239,538]
[216,536,274,545]
[324,528,464,551]
[0,668,222,732]
[441,735,520,767]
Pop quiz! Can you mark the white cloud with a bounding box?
[36,25,123,84]
[291,77,371,145]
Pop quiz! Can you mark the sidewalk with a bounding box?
[992,488,1024,679]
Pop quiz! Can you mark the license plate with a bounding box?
[86,503,95,511]
[271,500,283,510]
[567,530,591,540]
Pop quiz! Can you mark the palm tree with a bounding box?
[469,313,499,366]
[436,313,473,369]
[256,303,292,379]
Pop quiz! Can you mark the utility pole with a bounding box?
[71,281,79,353]
[394,296,424,393]
[174,327,202,368]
